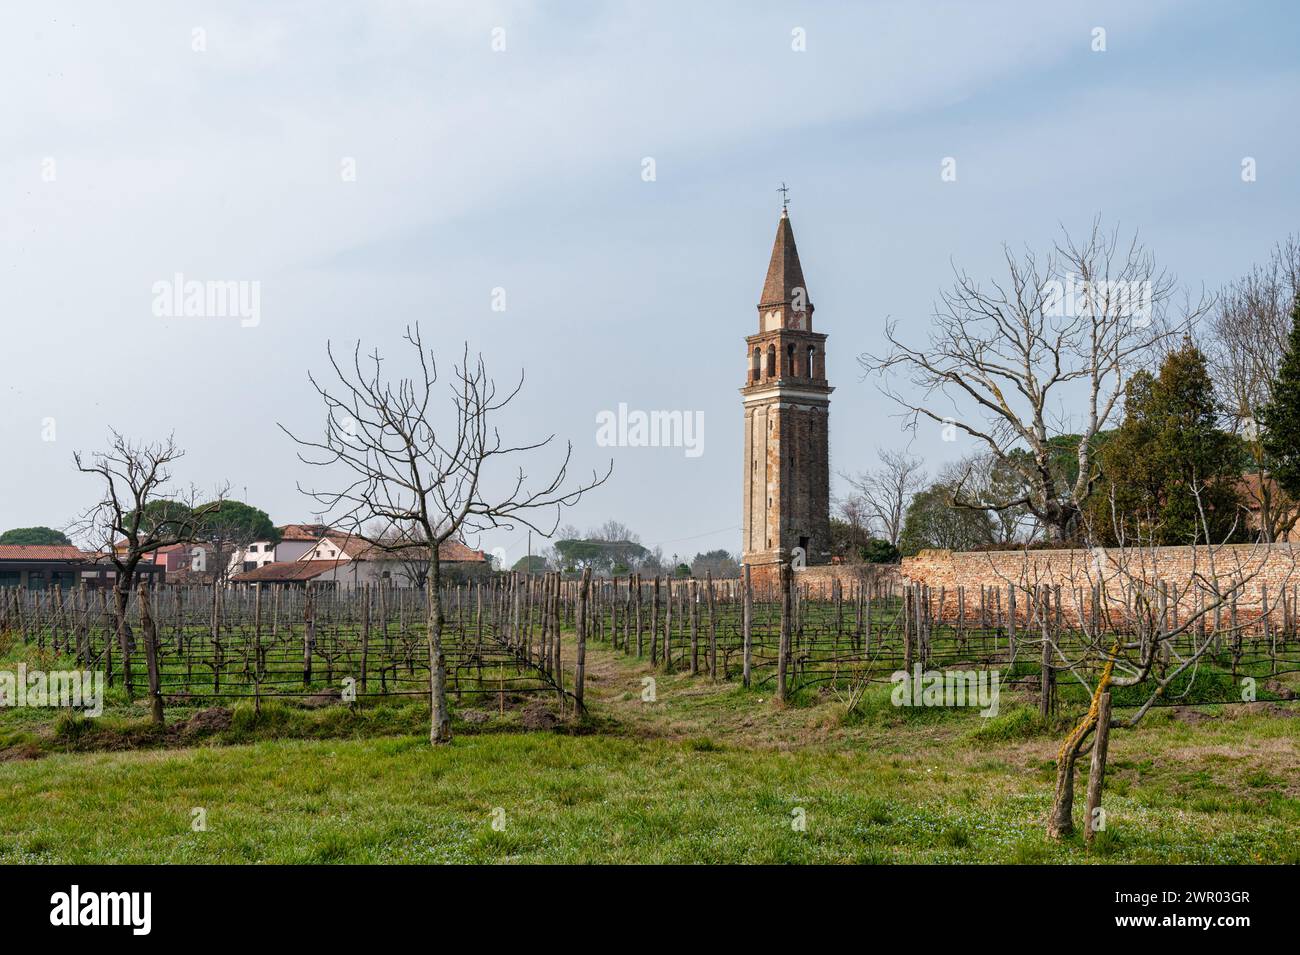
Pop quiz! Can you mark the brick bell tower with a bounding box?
[741,205,832,572]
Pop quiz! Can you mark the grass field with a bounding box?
[1,634,1298,864]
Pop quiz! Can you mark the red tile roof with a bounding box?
[230,560,339,583]
[440,539,489,563]
[278,523,337,542]
[0,545,89,562]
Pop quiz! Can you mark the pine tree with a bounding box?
[1090,340,1245,545]
[1260,297,1300,496]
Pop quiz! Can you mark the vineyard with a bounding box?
[4,568,1298,721]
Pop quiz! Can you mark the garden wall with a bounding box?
[899,544,1300,626]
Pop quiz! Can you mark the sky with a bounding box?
[2,1,1298,567]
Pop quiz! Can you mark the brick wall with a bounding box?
[746,561,900,594]
[899,544,1300,627]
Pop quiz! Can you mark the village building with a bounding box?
[0,544,166,590]
[229,535,488,589]
[227,523,337,576]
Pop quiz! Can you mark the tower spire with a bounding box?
[759,210,809,311]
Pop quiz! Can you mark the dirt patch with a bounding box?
[459,709,492,725]
[1263,680,1296,701]
[296,688,343,709]
[0,743,43,762]
[1170,706,1215,725]
[1244,701,1300,719]
[175,707,233,739]
[520,701,560,732]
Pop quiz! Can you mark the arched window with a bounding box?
[751,347,761,382]
[807,345,817,379]
[766,344,776,377]
[786,343,797,377]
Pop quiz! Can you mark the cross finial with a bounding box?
[777,181,790,215]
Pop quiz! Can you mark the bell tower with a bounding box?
[741,206,832,571]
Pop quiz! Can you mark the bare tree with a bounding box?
[833,492,873,559]
[942,452,1032,545]
[1208,235,1300,541]
[994,485,1294,839]
[73,432,221,724]
[589,520,639,543]
[862,219,1204,542]
[839,448,927,547]
[282,325,610,744]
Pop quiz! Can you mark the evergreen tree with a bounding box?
[0,526,71,546]
[1089,340,1246,545]
[1259,297,1300,496]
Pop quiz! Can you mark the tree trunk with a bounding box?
[428,554,451,744]
[137,583,163,725]
[1048,737,1082,839]
[113,584,134,701]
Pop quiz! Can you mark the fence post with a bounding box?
[663,577,673,673]
[575,568,591,715]
[1040,586,1054,719]
[777,563,792,703]
[1007,584,1017,662]
[303,585,315,686]
[1085,691,1113,845]
[742,564,753,688]
[138,582,164,726]
[706,571,717,680]
[360,583,370,694]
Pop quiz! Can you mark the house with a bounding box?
[148,542,209,576]
[229,535,489,589]
[227,523,337,575]
[0,545,166,590]
[225,560,341,588]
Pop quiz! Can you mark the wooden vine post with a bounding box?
[574,567,591,716]
[138,582,164,725]
[777,563,792,703]
[742,564,753,688]
[1084,691,1113,845]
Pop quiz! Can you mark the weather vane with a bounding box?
[777,181,790,213]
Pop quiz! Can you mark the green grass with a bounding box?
[1,628,1298,864]
[1,724,1296,864]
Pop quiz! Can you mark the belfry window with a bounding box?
[766,345,776,378]
[807,345,817,378]
[786,343,796,377]
[751,347,761,382]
